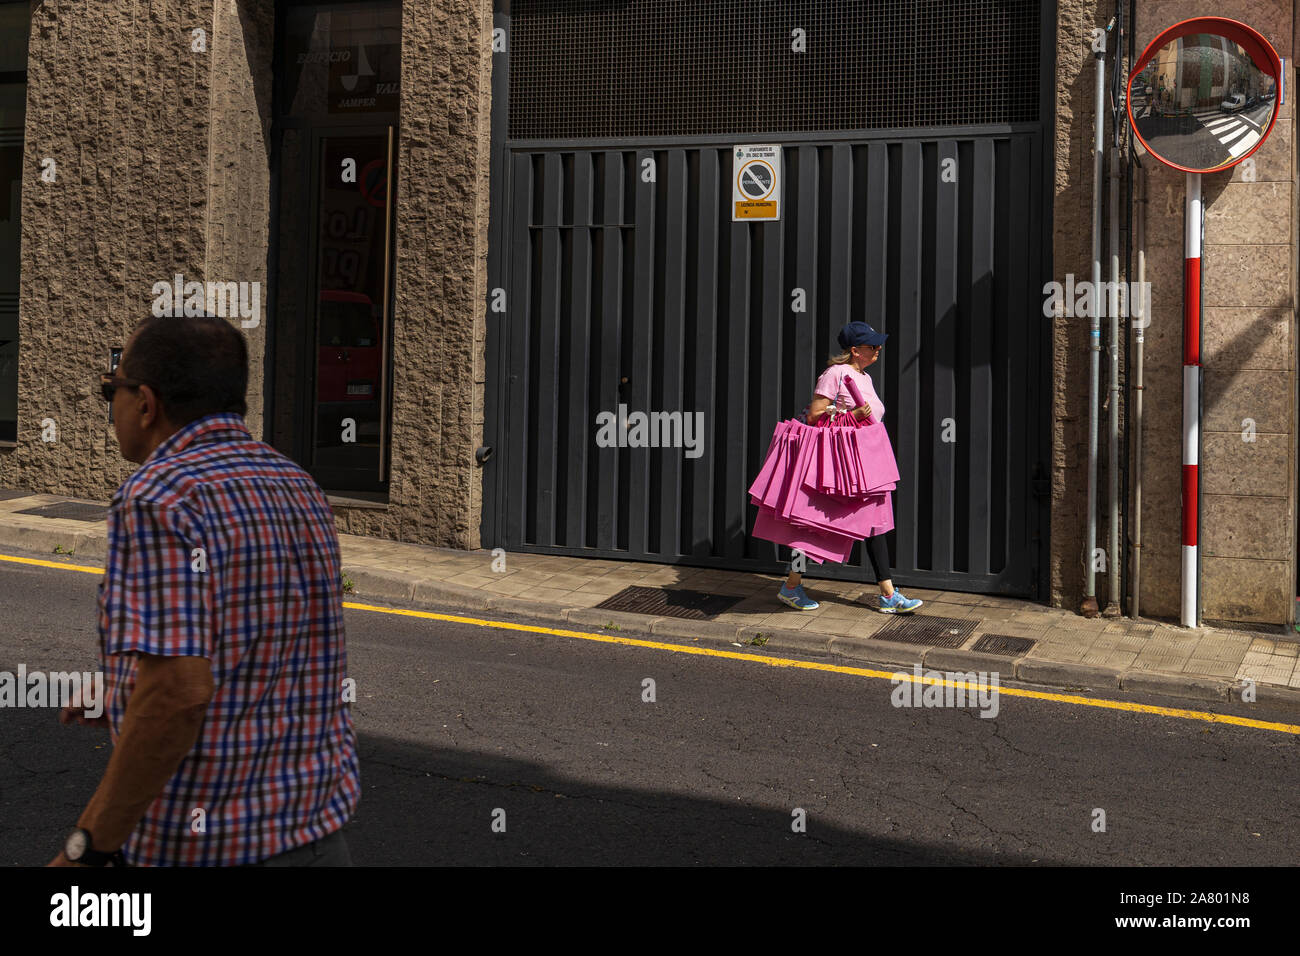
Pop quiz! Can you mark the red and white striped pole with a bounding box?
[1181,172,1202,628]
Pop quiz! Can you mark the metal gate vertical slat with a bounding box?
[931,139,958,575]
[754,156,785,561]
[627,149,657,557]
[532,152,563,546]
[990,138,1012,576]
[952,139,971,573]
[827,144,853,331]
[658,149,688,558]
[860,143,891,569]
[593,150,624,551]
[565,151,595,549]
[1006,135,1035,587]
[825,144,856,567]
[968,138,996,576]
[721,151,751,560]
[505,152,534,550]
[793,143,819,403]
[894,141,922,574]
[786,148,814,441]
[690,149,721,558]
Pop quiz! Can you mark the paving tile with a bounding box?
[1236,659,1297,682]
[1181,658,1242,678]
[1256,639,1300,657]
[1081,650,1140,668]
[932,591,983,606]
[969,595,1024,608]
[1128,653,1194,671]
[1027,643,1089,662]
[815,603,869,620]
[442,572,499,589]
[542,572,613,589]
[921,603,982,620]
[969,607,1019,622]
[902,588,945,600]
[513,586,586,604]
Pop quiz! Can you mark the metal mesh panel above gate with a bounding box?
[508,0,1042,139]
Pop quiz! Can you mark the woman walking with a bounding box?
[750,320,922,615]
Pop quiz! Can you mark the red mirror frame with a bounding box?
[1127,16,1282,173]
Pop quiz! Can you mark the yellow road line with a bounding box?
[341,601,1300,736]
[0,553,102,574]
[5,551,1298,735]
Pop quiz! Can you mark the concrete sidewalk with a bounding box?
[3,486,1300,710]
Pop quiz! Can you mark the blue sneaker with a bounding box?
[878,590,923,614]
[778,584,820,610]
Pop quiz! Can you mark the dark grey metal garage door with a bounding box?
[483,1,1054,598]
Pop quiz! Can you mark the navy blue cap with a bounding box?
[837,321,888,349]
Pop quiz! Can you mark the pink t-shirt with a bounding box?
[813,364,885,422]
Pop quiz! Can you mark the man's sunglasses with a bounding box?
[98,372,146,403]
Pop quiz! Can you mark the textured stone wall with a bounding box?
[1052,0,1297,623]
[1050,0,1112,613]
[0,0,273,495]
[329,0,495,549]
[205,0,275,439]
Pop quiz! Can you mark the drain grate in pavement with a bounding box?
[874,615,975,648]
[0,488,33,501]
[13,502,108,522]
[595,586,745,620]
[971,633,1037,656]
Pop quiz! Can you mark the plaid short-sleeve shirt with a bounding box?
[98,413,360,866]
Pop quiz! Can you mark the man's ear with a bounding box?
[135,384,163,428]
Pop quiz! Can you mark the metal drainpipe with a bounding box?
[1132,165,1146,619]
[1083,32,1105,618]
[1106,142,1122,617]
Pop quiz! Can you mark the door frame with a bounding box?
[266,0,402,494]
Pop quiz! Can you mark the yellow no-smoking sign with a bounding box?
[732,144,781,221]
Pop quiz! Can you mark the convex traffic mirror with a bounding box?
[1128,17,1282,172]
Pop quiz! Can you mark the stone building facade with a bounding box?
[0,0,1297,627]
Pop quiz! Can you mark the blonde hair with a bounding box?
[825,350,851,368]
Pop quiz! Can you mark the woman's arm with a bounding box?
[807,395,834,424]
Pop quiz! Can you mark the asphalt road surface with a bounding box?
[3,548,1299,866]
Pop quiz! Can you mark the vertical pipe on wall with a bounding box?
[1083,32,1105,617]
[1106,144,1121,616]
[1132,165,1145,619]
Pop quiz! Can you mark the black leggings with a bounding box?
[863,534,891,582]
[791,535,890,582]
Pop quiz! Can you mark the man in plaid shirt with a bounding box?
[51,314,359,867]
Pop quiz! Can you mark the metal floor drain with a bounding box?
[13,502,108,521]
[971,633,1037,656]
[875,615,975,648]
[595,586,744,620]
[0,489,33,501]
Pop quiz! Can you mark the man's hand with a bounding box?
[59,685,110,728]
[47,853,85,868]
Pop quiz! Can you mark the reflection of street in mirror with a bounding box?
[1131,35,1275,170]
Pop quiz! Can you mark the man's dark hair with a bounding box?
[123,315,249,425]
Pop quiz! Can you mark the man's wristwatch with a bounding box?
[63,827,126,867]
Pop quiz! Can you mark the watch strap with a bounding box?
[65,827,127,867]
